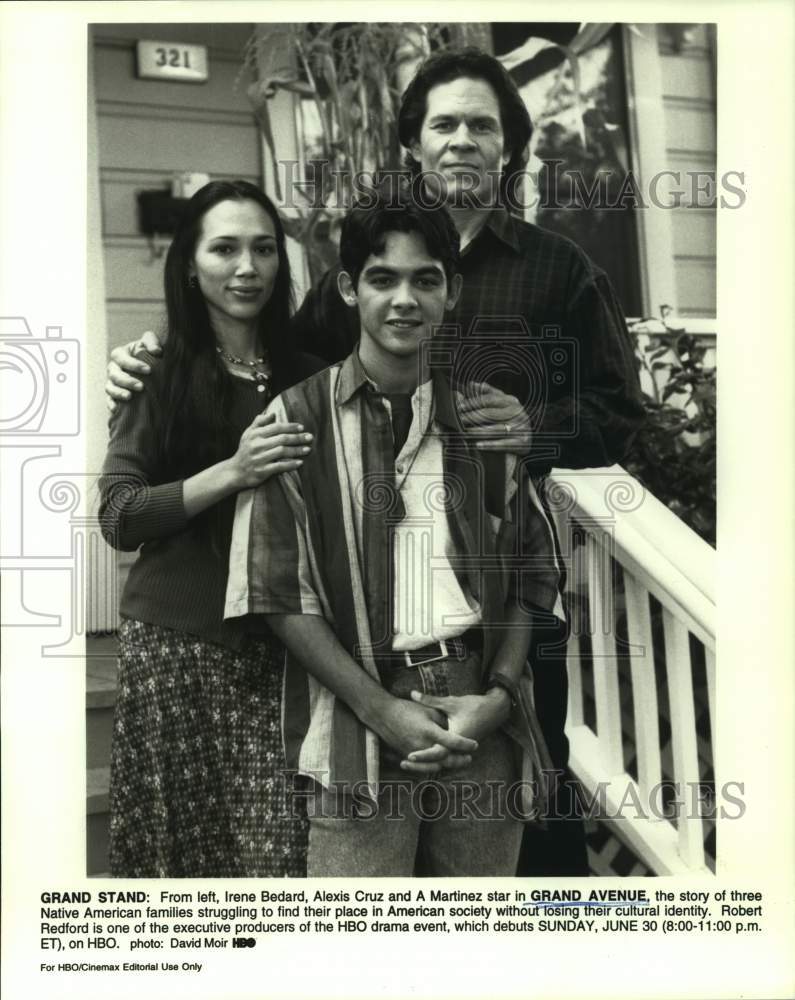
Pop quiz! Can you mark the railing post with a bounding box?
[704,646,716,742]
[587,532,624,777]
[623,573,663,802]
[662,609,705,869]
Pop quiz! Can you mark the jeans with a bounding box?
[306,651,524,877]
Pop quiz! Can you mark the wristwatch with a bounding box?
[486,673,519,707]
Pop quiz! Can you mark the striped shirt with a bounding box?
[225,350,563,791]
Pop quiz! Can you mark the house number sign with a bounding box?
[136,40,209,83]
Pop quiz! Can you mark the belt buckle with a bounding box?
[404,640,449,668]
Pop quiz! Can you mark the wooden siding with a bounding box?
[92,23,261,353]
[657,25,717,318]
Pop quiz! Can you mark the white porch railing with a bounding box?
[548,465,715,876]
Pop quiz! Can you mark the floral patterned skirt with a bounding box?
[109,619,308,878]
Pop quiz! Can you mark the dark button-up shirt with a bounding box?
[291,208,645,473]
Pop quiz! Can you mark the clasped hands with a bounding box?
[379,686,512,776]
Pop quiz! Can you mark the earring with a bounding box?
[188,276,199,289]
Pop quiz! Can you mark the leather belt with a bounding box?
[387,628,481,669]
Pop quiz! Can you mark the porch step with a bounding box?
[87,635,117,875]
[87,766,110,814]
[87,766,111,876]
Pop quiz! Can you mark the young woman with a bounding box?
[99,180,323,877]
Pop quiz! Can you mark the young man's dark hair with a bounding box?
[338,181,461,287]
[397,47,533,200]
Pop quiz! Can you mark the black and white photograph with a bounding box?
[1,3,793,1000]
[87,17,718,881]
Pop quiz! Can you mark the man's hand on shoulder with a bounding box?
[106,330,163,411]
[455,382,533,455]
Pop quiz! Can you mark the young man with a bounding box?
[224,189,563,876]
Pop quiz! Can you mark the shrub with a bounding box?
[623,311,716,546]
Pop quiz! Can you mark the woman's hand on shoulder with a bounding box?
[227,411,314,489]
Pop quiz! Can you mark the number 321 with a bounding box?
[155,47,192,69]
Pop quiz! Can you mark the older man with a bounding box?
[105,46,644,875]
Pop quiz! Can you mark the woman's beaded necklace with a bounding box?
[216,344,271,394]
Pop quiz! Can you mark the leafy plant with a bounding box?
[238,23,488,282]
[624,308,716,545]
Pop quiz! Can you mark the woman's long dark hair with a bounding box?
[158,180,294,476]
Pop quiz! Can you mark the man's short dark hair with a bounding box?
[339,181,460,288]
[397,47,533,200]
